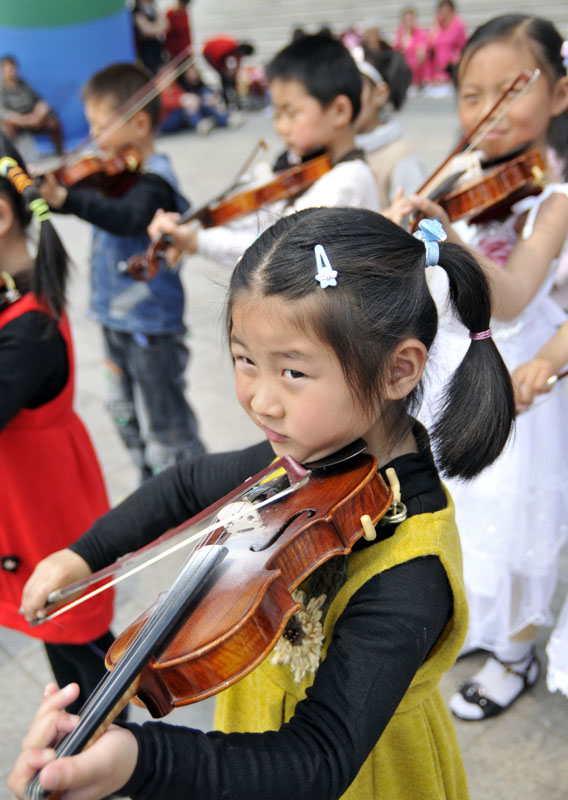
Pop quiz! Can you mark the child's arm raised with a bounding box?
[400,191,568,321]
[41,172,178,237]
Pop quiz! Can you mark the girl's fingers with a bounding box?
[9,685,81,799]
[35,725,139,800]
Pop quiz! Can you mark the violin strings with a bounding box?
[37,469,311,624]
[55,547,228,762]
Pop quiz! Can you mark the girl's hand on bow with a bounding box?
[9,683,139,800]
[21,549,91,622]
[512,358,556,411]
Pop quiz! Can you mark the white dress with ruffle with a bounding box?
[421,186,568,673]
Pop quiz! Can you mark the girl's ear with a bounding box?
[0,196,15,238]
[385,338,427,400]
[551,75,568,117]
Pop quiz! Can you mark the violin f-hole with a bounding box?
[250,508,316,552]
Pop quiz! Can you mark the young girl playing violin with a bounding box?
[11,206,515,800]
[0,134,121,716]
[400,14,568,720]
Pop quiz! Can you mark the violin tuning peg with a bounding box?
[361,514,376,541]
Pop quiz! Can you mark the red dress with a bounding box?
[0,293,115,643]
[165,7,191,59]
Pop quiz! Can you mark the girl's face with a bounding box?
[230,296,378,464]
[458,40,568,160]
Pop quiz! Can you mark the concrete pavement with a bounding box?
[1,98,567,799]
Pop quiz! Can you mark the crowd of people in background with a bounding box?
[0,0,472,155]
[3,5,568,800]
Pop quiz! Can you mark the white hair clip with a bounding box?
[350,45,384,86]
[314,244,337,288]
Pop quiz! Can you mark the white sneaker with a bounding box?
[196,118,215,136]
[228,112,246,129]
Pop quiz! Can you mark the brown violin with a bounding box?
[427,146,547,226]
[24,442,394,799]
[410,69,546,229]
[126,152,333,281]
[36,145,143,197]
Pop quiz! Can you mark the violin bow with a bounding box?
[48,45,195,168]
[417,69,539,198]
[31,459,312,625]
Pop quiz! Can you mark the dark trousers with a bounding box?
[44,630,128,719]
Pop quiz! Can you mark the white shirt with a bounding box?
[197,159,379,268]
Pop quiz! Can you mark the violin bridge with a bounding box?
[215,501,264,535]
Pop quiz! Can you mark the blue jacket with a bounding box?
[85,152,189,335]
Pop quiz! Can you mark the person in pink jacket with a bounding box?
[427,0,467,84]
[394,8,429,88]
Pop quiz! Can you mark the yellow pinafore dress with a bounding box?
[215,492,469,800]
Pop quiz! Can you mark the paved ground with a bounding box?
[1,97,567,798]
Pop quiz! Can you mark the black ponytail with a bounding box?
[0,133,69,320]
[228,206,515,481]
[432,242,516,478]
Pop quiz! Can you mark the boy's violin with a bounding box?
[24,443,397,799]
[126,152,333,281]
[35,145,143,197]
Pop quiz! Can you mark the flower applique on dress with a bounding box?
[270,589,326,682]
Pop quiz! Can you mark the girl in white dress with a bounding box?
[402,14,568,719]
[513,319,568,698]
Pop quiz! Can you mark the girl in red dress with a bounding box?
[0,135,118,715]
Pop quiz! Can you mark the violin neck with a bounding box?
[24,545,228,800]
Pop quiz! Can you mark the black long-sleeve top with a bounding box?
[0,273,68,431]
[69,431,454,800]
[58,171,180,235]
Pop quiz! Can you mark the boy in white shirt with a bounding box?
[148,32,379,268]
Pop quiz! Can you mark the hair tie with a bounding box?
[314,244,337,288]
[29,197,51,222]
[469,328,492,341]
[412,218,447,267]
[0,156,51,221]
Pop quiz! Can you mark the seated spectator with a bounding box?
[394,7,429,88]
[0,55,64,155]
[202,36,255,111]
[159,64,228,135]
